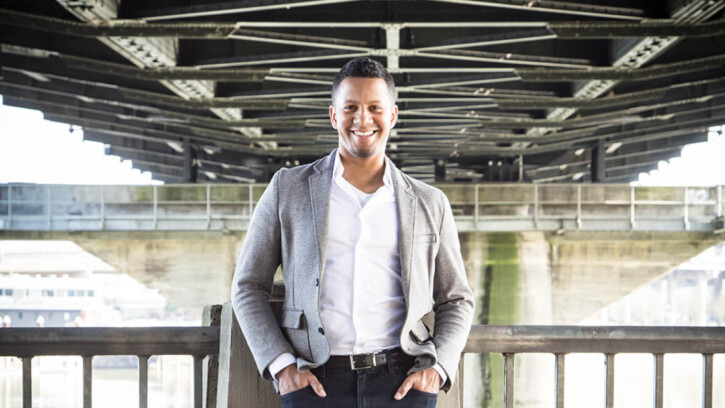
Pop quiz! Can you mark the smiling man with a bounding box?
[231,57,474,407]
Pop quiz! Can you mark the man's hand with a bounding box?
[276,364,327,397]
[394,367,441,400]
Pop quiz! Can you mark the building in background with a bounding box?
[0,241,179,328]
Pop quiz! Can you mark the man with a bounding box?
[231,57,474,407]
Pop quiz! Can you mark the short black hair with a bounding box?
[331,57,395,105]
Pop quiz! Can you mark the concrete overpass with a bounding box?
[2,182,723,326]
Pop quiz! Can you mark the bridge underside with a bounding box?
[1,0,725,183]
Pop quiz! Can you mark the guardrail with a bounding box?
[0,327,219,408]
[0,183,723,232]
[466,325,725,408]
[1,322,723,408]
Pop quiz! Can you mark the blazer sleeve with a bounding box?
[230,170,296,381]
[431,191,475,392]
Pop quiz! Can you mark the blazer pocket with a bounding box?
[279,308,304,329]
[414,234,438,244]
[278,308,314,361]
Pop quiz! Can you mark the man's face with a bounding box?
[329,77,398,160]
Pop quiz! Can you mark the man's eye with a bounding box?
[344,106,355,111]
[371,106,382,111]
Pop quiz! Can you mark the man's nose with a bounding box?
[354,108,373,124]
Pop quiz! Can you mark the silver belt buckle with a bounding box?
[349,353,376,370]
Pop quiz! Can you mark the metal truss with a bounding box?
[1,0,724,183]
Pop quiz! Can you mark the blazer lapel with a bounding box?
[390,159,417,302]
[308,150,335,280]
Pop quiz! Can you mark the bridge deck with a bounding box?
[1,183,722,233]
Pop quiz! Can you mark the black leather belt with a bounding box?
[324,348,414,370]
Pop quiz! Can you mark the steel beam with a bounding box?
[136,0,356,21]
[430,0,644,20]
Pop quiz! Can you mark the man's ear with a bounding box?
[329,105,337,129]
[390,104,399,128]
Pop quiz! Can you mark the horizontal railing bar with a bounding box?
[0,327,220,356]
[465,325,725,354]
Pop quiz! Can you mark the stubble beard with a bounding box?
[342,131,388,159]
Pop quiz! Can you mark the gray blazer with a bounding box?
[231,150,474,392]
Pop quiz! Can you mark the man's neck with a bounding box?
[339,151,386,194]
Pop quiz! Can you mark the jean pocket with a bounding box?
[280,385,312,399]
[409,388,439,398]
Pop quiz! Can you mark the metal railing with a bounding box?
[465,325,725,408]
[1,323,722,407]
[0,327,219,408]
[0,183,723,232]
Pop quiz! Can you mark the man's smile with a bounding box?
[351,129,378,138]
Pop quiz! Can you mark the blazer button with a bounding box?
[318,327,325,335]
[315,279,319,287]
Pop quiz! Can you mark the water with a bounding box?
[0,356,192,408]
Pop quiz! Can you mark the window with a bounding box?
[42,289,54,297]
[87,290,94,297]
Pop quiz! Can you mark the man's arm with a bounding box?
[230,170,296,381]
[430,192,475,392]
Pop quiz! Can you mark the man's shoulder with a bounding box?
[395,168,447,202]
[273,155,329,184]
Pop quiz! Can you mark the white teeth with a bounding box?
[353,130,375,136]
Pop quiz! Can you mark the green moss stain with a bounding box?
[478,233,520,408]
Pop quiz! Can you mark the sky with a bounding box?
[1,95,724,185]
[0,96,159,185]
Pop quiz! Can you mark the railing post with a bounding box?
[46,185,51,231]
[555,353,566,408]
[703,353,713,408]
[684,187,690,231]
[7,184,12,229]
[216,303,279,408]
[504,353,515,408]
[206,185,211,230]
[139,355,149,408]
[654,353,664,408]
[533,185,539,229]
[248,184,254,219]
[153,185,158,229]
[630,186,636,229]
[474,184,479,230]
[83,355,93,408]
[99,186,105,230]
[605,353,615,408]
[22,356,31,408]
[576,185,582,229]
[194,355,204,408]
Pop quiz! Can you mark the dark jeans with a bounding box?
[280,362,438,408]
